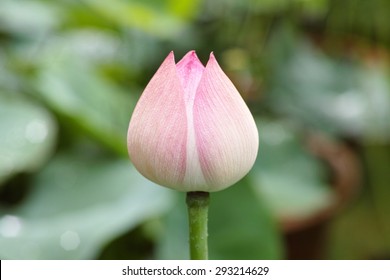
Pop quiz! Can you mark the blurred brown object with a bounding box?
[282,132,361,259]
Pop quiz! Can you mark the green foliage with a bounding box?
[35,58,135,155]
[208,180,283,259]
[0,154,173,259]
[251,119,335,221]
[156,182,284,260]
[0,94,56,185]
[265,29,390,140]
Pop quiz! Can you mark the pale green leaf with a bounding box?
[0,155,174,259]
[0,94,57,185]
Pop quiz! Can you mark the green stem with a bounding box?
[186,191,210,260]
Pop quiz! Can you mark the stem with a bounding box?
[186,191,210,260]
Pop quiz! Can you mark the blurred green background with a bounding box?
[1,0,390,260]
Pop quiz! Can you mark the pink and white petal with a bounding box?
[193,53,259,191]
[176,50,205,104]
[176,51,209,190]
[127,52,187,190]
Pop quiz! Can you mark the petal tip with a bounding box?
[177,50,204,68]
[167,51,175,60]
[185,50,200,62]
[206,51,218,67]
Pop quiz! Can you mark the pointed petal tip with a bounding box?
[207,51,218,64]
[161,51,176,65]
[205,51,221,70]
[177,50,204,68]
[185,50,200,61]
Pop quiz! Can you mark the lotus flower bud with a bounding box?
[127,51,258,192]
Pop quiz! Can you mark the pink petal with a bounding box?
[176,50,205,104]
[127,52,187,189]
[176,51,209,190]
[193,52,259,191]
